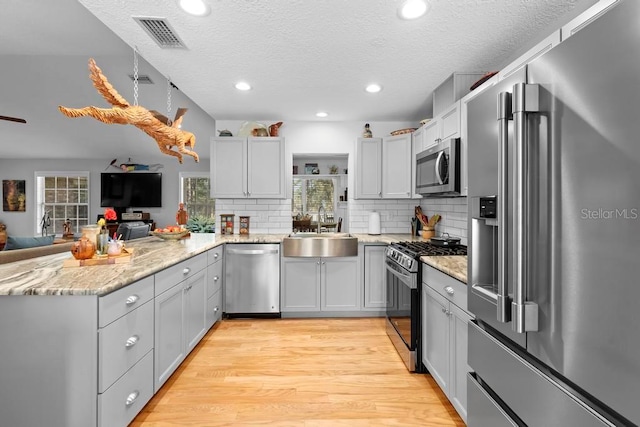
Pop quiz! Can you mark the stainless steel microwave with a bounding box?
[415,137,461,196]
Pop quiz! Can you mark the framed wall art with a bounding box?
[3,179,26,212]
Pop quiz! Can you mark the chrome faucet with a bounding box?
[317,203,326,234]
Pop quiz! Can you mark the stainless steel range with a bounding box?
[385,241,467,372]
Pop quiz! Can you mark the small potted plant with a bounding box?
[185,215,216,233]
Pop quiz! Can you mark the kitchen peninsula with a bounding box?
[0,232,467,427]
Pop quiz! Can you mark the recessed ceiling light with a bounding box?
[316,112,328,118]
[235,81,251,91]
[399,0,428,20]
[178,0,211,16]
[365,84,382,93]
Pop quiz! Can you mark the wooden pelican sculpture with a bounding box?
[58,58,199,163]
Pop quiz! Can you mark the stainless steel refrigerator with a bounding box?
[467,1,640,425]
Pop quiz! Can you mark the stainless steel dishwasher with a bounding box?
[224,243,280,317]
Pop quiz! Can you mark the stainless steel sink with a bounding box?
[282,233,358,257]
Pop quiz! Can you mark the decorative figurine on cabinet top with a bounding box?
[363,123,373,138]
[176,202,188,226]
[268,121,283,137]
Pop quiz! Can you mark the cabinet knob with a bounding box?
[125,295,139,306]
[213,276,219,281]
[182,267,191,275]
[213,253,219,258]
[185,284,192,291]
[125,390,140,406]
[444,286,454,296]
[214,306,219,312]
[441,307,447,313]
[125,335,139,348]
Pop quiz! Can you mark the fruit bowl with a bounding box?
[151,230,190,240]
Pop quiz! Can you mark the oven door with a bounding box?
[416,138,461,196]
[385,258,419,371]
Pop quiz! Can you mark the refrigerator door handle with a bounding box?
[496,91,512,324]
[511,82,540,333]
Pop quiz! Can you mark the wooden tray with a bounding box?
[63,248,134,268]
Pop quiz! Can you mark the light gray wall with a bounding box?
[0,157,209,237]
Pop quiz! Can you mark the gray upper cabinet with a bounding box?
[211,136,285,198]
[561,0,619,40]
[355,137,382,199]
[498,30,560,80]
[355,135,412,199]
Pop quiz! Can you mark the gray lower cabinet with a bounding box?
[0,249,220,427]
[421,263,473,424]
[206,245,224,328]
[281,256,360,313]
[154,253,208,392]
[98,275,155,427]
[362,244,387,310]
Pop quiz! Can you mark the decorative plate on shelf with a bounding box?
[390,128,418,136]
[151,230,190,240]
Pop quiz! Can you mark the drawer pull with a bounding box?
[125,335,139,348]
[183,267,191,275]
[125,390,139,406]
[125,295,139,306]
[444,286,455,296]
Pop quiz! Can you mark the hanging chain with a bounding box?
[166,76,172,125]
[133,46,139,106]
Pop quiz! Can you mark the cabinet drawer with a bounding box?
[99,275,154,328]
[207,261,223,299]
[422,263,467,311]
[208,245,224,265]
[99,300,154,393]
[207,289,223,328]
[98,350,153,427]
[155,253,207,295]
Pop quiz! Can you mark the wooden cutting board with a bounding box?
[63,248,134,268]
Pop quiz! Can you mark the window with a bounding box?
[292,177,335,220]
[35,171,90,235]
[179,173,215,220]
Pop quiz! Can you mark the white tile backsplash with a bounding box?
[215,196,469,242]
[419,197,468,245]
[215,199,292,234]
[349,199,416,234]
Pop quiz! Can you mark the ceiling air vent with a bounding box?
[128,74,154,84]
[133,17,186,49]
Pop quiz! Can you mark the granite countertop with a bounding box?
[421,255,467,284]
[0,233,284,296]
[0,232,466,296]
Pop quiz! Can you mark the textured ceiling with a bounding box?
[0,0,597,159]
[77,0,596,122]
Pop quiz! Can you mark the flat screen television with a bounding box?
[101,172,162,208]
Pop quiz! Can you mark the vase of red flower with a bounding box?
[95,208,118,254]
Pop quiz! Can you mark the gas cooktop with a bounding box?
[391,241,467,257]
[386,241,467,273]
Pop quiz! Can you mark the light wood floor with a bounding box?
[131,317,465,426]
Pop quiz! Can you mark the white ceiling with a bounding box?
[1,0,597,160]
